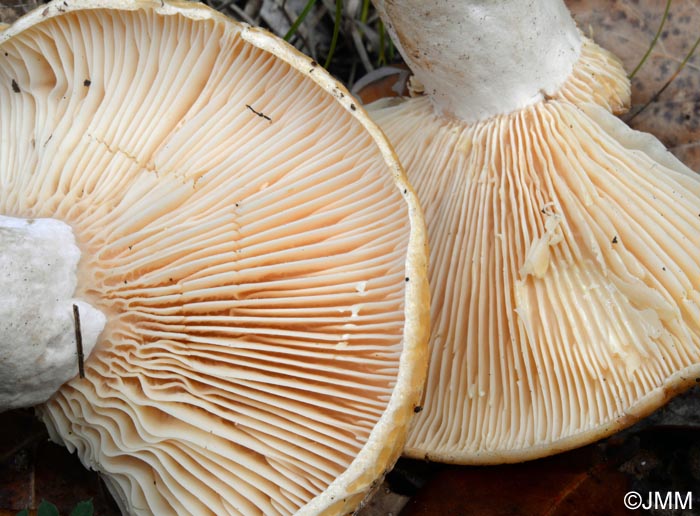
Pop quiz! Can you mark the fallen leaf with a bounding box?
[0,410,119,516]
[401,402,700,515]
[401,446,639,516]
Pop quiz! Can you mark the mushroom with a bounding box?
[0,0,429,513]
[367,0,700,463]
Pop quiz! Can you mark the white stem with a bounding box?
[0,216,105,411]
[373,0,582,122]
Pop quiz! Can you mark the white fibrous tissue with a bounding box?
[0,216,105,411]
[520,210,564,279]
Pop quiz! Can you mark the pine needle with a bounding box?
[628,30,700,121]
[628,0,671,79]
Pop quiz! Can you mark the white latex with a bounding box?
[373,0,582,122]
[0,216,105,411]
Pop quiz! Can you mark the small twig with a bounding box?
[217,0,257,25]
[244,0,263,19]
[73,304,85,379]
[246,104,272,121]
[347,59,358,89]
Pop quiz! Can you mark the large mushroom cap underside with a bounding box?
[369,40,700,464]
[0,1,429,513]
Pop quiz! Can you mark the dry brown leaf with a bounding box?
[362,389,700,516]
[0,409,120,515]
[567,0,700,170]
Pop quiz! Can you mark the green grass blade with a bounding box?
[283,0,318,42]
[324,0,343,69]
[628,0,671,79]
[378,18,386,66]
[360,0,370,23]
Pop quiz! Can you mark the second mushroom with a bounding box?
[368,0,700,464]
